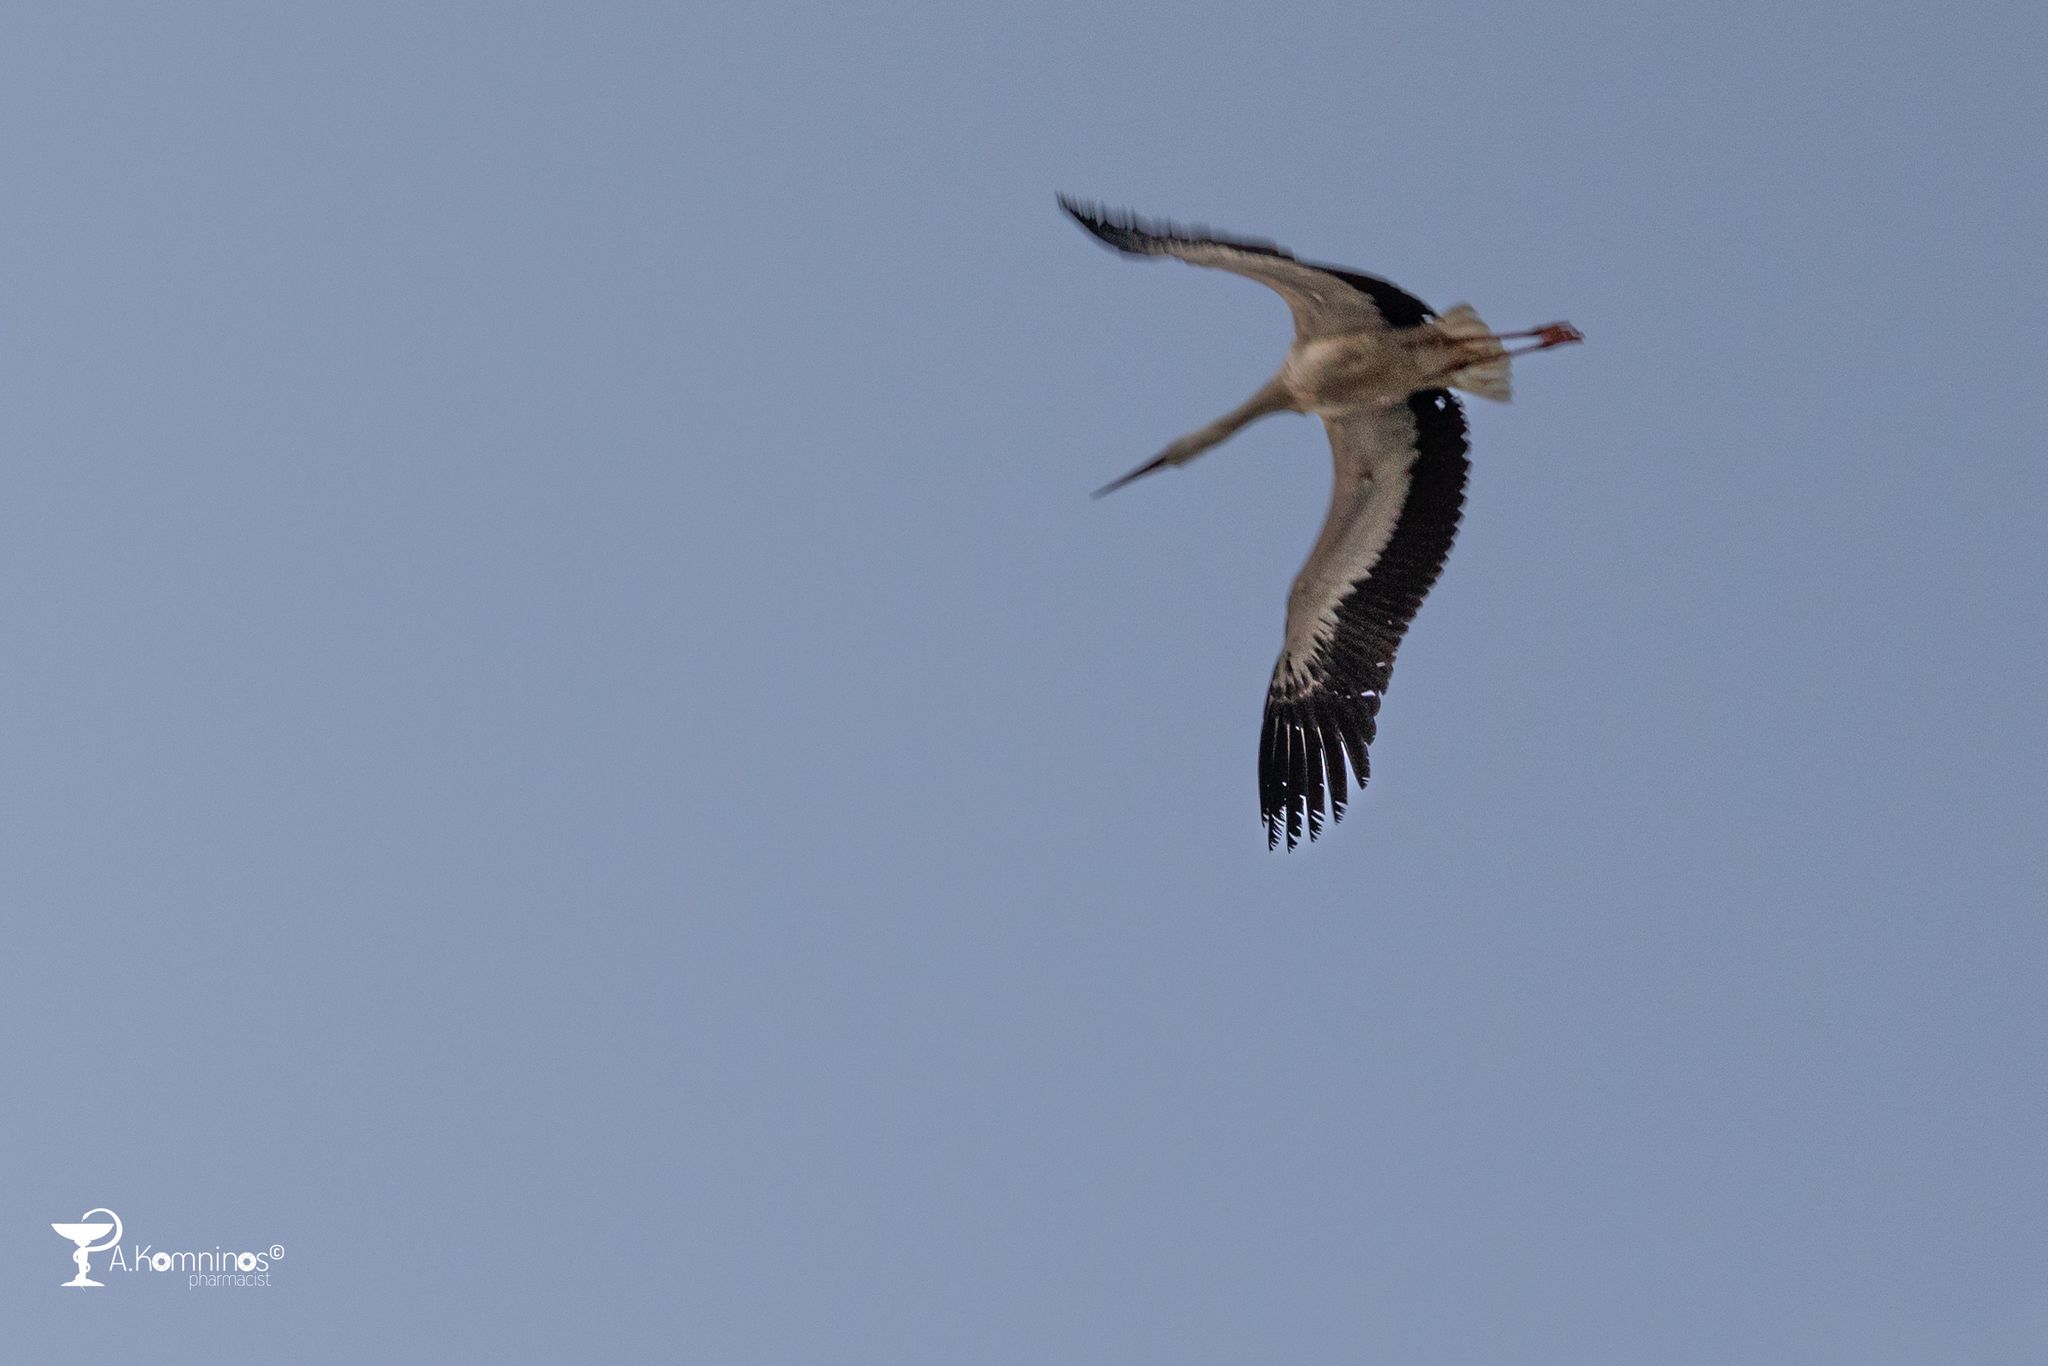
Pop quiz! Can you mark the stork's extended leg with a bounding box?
[1419,310,1583,401]
[1492,322,1583,354]
[1424,321,1582,354]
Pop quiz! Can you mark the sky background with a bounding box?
[4,2,2045,1362]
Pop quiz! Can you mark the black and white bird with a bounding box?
[1062,196,1581,850]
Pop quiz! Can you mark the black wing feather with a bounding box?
[1259,390,1470,850]
[1057,196,1290,262]
[1318,700,1349,824]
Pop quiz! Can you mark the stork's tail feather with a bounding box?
[1435,303,1512,402]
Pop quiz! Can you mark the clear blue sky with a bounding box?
[6,2,2044,1362]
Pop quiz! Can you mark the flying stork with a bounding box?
[1061,196,1581,850]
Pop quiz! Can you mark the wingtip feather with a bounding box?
[1056,196,1288,261]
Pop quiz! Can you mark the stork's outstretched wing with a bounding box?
[1059,196,1433,339]
[1260,390,1470,849]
